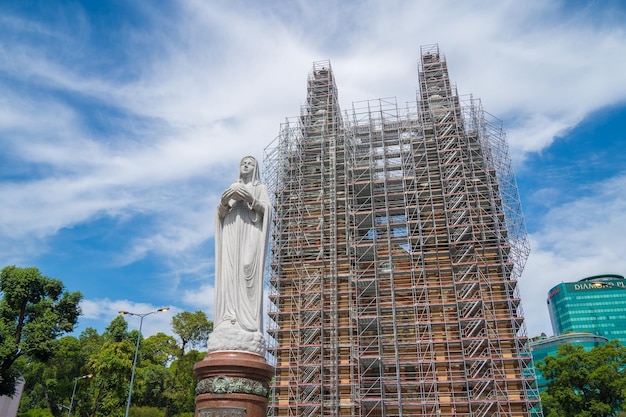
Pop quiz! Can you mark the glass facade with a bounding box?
[547,274,626,343]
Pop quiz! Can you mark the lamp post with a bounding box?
[119,307,170,417]
[68,373,92,417]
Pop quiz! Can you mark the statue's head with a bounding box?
[238,156,260,183]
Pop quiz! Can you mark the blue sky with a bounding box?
[1,0,625,338]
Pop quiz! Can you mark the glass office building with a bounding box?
[547,274,626,343]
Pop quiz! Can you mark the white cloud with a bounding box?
[182,284,214,316]
[3,2,625,224]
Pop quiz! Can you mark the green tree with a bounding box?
[79,327,105,361]
[18,335,90,415]
[169,349,205,414]
[165,311,212,416]
[537,340,626,417]
[135,363,170,410]
[141,332,178,367]
[88,337,135,417]
[18,408,54,417]
[130,333,178,411]
[0,266,82,396]
[85,316,134,417]
[170,311,212,359]
[104,315,131,343]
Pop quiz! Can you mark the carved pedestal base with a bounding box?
[194,351,274,417]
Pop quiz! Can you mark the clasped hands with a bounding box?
[221,183,253,206]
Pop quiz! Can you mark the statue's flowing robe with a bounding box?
[213,179,271,333]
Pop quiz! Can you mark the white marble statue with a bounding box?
[206,156,272,355]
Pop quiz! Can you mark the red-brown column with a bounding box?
[194,351,274,417]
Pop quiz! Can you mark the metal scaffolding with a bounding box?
[264,45,539,417]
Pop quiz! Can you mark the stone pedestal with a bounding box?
[194,351,274,417]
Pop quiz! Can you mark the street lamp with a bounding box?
[68,373,93,417]
[119,307,170,417]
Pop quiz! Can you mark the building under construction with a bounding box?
[263,45,539,417]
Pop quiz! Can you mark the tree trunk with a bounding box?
[44,383,54,416]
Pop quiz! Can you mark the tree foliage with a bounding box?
[1,264,215,416]
[16,308,213,417]
[165,311,212,417]
[141,332,178,367]
[0,266,82,396]
[88,337,135,416]
[18,335,86,413]
[171,310,212,361]
[537,340,626,417]
[167,349,205,414]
